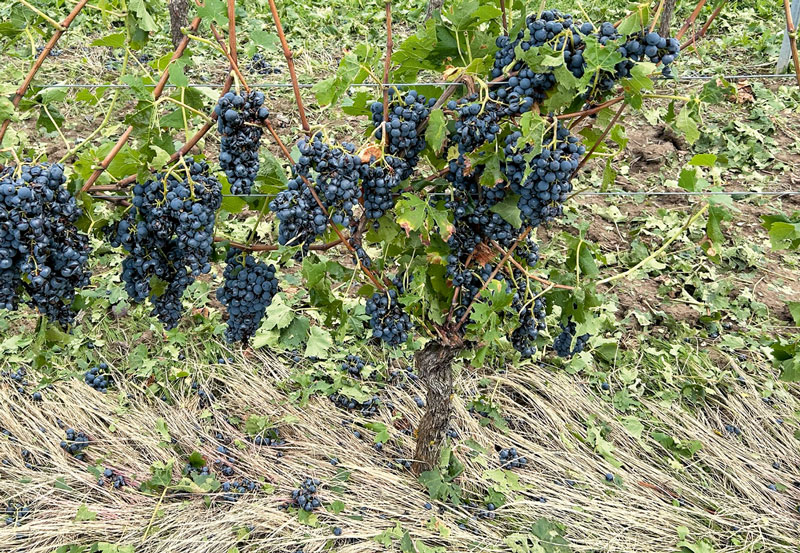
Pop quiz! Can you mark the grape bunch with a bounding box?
[341,354,368,378]
[216,247,280,344]
[0,162,91,326]
[489,10,580,114]
[246,428,284,446]
[2,367,28,394]
[97,467,125,489]
[247,53,282,76]
[510,292,546,358]
[620,31,681,77]
[110,158,221,329]
[348,234,373,268]
[285,478,322,512]
[502,124,585,228]
[269,183,327,249]
[215,90,270,195]
[4,501,31,526]
[498,447,528,469]
[221,478,259,502]
[552,319,591,358]
[359,156,404,220]
[365,284,412,347]
[294,134,361,227]
[84,363,111,393]
[447,96,503,154]
[328,393,381,417]
[370,89,436,179]
[60,429,89,460]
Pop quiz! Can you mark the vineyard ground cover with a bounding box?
[1,0,800,552]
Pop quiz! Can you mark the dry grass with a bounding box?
[1,348,798,552]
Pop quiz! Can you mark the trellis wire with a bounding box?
[89,190,800,200]
[27,74,800,91]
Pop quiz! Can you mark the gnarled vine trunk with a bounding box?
[424,0,444,21]
[659,0,678,37]
[168,0,189,49]
[413,341,457,475]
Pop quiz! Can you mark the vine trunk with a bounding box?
[413,341,457,475]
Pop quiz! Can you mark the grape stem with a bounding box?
[209,24,250,93]
[570,101,626,179]
[490,240,575,290]
[597,203,710,285]
[680,0,726,50]
[649,0,667,33]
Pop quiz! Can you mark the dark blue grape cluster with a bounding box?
[370,89,435,175]
[110,158,221,329]
[503,124,584,227]
[489,11,580,114]
[3,501,31,526]
[621,31,681,77]
[97,467,125,489]
[359,156,405,220]
[269,181,327,249]
[447,96,503,154]
[246,428,285,446]
[60,429,89,460]
[509,271,547,358]
[341,354,368,378]
[0,162,91,326]
[2,367,28,394]
[215,90,270,195]
[552,319,591,358]
[216,247,279,344]
[248,53,282,75]
[365,285,411,347]
[84,363,111,393]
[490,10,681,107]
[294,134,361,227]
[499,447,528,468]
[348,235,373,268]
[285,478,322,512]
[183,463,210,478]
[214,445,237,478]
[328,392,380,416]
[220,478,259,502]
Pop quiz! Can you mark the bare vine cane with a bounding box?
[267,0,311,134]
[680,0,727,50]
[79,16,203,192]
[676,0,708,40]
[0,0,90,145]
